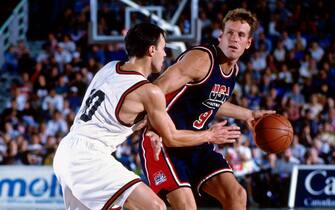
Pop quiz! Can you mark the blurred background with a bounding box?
[0,0,334,209]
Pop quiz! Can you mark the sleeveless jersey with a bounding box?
[70,61,149,152]
[167,45,239,131]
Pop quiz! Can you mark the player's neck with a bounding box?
[122,58,151,78]
[216,46,237,74]
[220,62,236,74]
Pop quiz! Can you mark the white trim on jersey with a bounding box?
[196,168,233,196]
[219,63,238,78]
[166,85,188,112]
[161,146,191,187]
[140,128,152,186]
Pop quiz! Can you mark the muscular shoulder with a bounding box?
[176,49,212,80]
[182,49,211,67]
[137,83,165,101]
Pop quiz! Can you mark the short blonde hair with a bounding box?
[222,8,258,37]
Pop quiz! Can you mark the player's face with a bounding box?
[220,20,252,61]
[152,34,166,73]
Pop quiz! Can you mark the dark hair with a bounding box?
[125,23,166,58]
[222,8,258,37]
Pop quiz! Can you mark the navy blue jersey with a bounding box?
[140,45,236,196]
[167,45,239,131]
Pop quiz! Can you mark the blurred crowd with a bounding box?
[0,0,334,207]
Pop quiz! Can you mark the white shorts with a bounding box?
[53,133,141,210]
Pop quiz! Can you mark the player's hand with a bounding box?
[247,110,276,129]
[209,120,241,144]
[145,131,162,161]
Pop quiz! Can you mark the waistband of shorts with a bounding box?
[64,132,116,154]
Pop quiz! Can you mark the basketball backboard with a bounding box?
[89,0,201,44]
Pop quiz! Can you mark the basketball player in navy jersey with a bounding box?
[140,9,275,210]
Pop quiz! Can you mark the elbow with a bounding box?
[163,138,176,147]
[161,130,182,147]
[162,134,181,147]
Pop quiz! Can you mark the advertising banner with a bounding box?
[0,166,63,209]
[289,165,335,208]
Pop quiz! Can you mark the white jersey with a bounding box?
[70,60,149,152]
[54,61,147,210]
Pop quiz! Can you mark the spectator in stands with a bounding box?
[282,84,305,107]
[45,110,68,137]
[304,94,323,119]
[305,147,325,165]
[281,31,294,51]
[2,45,18,72]
[291,135,306,162]
[273,40,286,63]
[42,89,64,112]
[3,140,20,164]
[309,42,325,62]
[43,135,58,165]
[273,148,300,179]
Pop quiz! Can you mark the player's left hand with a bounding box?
[246,110,276,129]
[145,131,162,161]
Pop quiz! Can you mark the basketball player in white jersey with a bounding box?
[53,23,241,210]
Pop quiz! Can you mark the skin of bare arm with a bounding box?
[216,101,253,121]
[138,83,240,147]
[216,101,276,128]
[154,50,210,94]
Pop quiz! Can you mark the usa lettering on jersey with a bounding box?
[202,84,231,109]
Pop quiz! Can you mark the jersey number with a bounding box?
[193,110,213,129]
[80,89,105,122]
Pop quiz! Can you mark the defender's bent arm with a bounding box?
[141,84,240,147]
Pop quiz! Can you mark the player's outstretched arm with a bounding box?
[140,84,241,147]
[217,102,276,128]
[217,101,254,121]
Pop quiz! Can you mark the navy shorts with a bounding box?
[140,135,233,197]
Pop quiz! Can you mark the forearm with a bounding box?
[148,111,213,147]
[217,102,252,121]
[163,129,212,147]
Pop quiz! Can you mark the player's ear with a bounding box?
[245,37,252,50]
[148,45,156,56]
[218,31,223,42]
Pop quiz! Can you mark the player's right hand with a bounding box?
[145,130,162,161]
[209,120,241,144]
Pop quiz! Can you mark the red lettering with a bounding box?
[219,85,226,94]
[193,110,213,129]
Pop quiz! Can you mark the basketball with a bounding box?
[253,114,294,154]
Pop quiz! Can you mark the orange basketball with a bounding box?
[253,114,294,154]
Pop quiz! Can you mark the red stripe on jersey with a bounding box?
[102,178,141,210]
[165,87,183,104]
[116,61,145,76]
[166,86,188,112]
[115,80,150,127]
